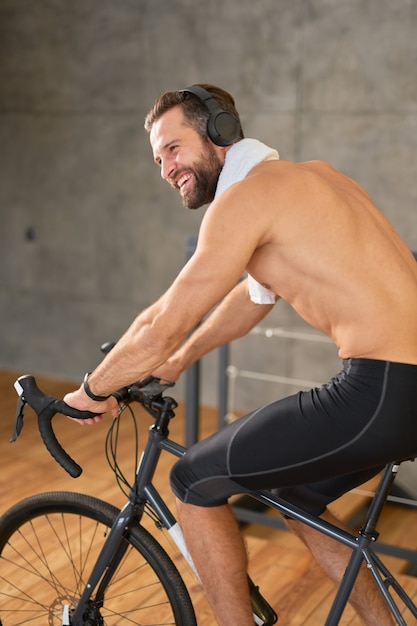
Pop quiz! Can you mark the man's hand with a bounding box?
[64,385,119,425]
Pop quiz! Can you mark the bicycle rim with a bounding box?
[0,491,196,625]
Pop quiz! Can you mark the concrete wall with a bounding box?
[1,0,416,409]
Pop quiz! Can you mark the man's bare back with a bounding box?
[224,159,417,364]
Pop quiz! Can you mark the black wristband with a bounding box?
[83,372,111,402]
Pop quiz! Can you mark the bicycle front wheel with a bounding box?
[0,491,196,626]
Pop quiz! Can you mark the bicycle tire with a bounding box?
[0,491,197,626]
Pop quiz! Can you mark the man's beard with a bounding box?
[181,141,223,210]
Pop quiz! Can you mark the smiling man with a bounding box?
[65,84,417,626]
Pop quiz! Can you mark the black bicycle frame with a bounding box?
[61,396,417,626]
[253,462,417,626]
[71,402,187,625]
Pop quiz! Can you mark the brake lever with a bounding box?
[10,375,99,478]
[10,395,26,443]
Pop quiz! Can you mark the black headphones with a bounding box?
[179,85,241,147]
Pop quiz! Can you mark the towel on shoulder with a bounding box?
[214,138,279,305]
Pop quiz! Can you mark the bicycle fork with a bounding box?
[68,503,135,626]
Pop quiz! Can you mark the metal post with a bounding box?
[218,343,229,430]
[185,360,200,447]
[184,237,200,447]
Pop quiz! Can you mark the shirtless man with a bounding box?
[64,84,417,626]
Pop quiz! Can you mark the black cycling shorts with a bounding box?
[170,359,417,515]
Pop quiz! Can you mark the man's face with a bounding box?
[150,105,225,209]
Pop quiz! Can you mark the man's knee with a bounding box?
[170,449,247,507]
[169,454,228,507]
[170,457,199,504]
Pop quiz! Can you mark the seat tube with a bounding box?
[325,537,368,625]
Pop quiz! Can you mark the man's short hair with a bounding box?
[144,83,244,142]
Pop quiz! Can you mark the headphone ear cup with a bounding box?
[180,85,241,146]
[207,111,241,146]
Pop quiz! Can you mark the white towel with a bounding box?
[215,138,279,304]
[215,138,279,197]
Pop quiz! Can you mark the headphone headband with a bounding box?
[179,85,241,147]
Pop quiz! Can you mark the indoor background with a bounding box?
[1,0,416,411]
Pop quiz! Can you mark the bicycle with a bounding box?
[1,361,417,625]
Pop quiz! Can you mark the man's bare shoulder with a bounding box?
[205,159,338,230]
[219,159,305,202]
[205,156,371,241]
[248,158,330,175]
[240,158,372,208]
[248,158,354,185]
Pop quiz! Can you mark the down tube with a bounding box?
[143,483,197,572]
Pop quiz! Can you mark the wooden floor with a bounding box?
[1,369,417,624]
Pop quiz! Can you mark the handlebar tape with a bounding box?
[15,375,101,478]
[38,404,83,477]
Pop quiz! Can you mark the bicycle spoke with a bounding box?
[0,493,196,625]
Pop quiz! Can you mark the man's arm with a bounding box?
[153,278,276,382]
[64,277,275,420]
[64,177,277,416]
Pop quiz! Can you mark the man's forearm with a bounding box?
[156,279,275,380]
